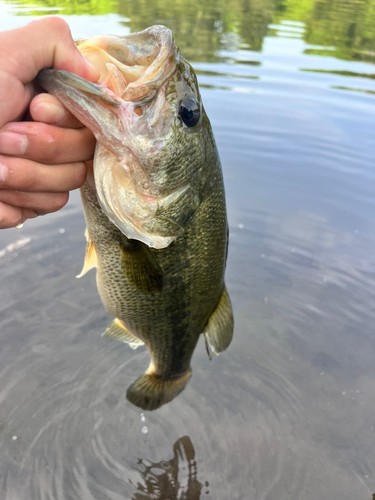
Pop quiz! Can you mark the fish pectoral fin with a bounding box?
[76,232,98,278]
[121,240,164,293]
[102,318,144,347]
[203,284,234,360]
[126,369,192,411]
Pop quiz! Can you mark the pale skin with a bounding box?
[0,16,100,229]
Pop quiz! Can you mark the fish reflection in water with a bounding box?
[131,436,204,500]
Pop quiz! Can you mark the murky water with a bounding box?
[1,1,375,498]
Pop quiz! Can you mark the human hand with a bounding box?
[0,17,99,228]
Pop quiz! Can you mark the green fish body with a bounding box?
[38,26,233,410]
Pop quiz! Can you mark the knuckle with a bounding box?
[51,192,69,212]
[35,126,59,163]
[44,16,71,37]
[72,162,87,188]
[22,168,38,191]
[43,145,58,164]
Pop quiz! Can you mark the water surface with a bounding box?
[1,1,375,498]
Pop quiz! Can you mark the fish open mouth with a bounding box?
[39,26,177,109]
[76,26,177,103]
[37,26,191,249]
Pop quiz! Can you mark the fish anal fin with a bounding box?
[102,318,144,347]
[203,284,234,358]
[126,369,192,411]
[121,240,163,293]
[77,230,98,278]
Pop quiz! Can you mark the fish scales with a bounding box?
[81,164,226,372]
[37,25,234,410]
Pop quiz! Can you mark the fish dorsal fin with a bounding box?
[76,230,98,278]
[203,285,234,360]
[102,318,144,347]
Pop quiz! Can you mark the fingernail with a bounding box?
[0,161,8,182]
[0,131,28,155]
[83,57,100,82]
[34,101,66,124]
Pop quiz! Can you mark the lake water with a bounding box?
[1,1,375,498]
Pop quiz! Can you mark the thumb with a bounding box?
[0,16,99,84]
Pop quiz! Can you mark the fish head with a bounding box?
[37,26,215,249]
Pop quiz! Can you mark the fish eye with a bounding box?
[179,98,200,127]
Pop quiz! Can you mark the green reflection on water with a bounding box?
[5,0,375,63]
[275,0,375,63]
[301,68,375,80]
[332,85,375,95]
[118,0,275,60]
[7,0,118,15]
[195,69,259,79]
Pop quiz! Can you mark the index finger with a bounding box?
[30,93,85,129]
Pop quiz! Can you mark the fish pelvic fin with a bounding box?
[203,284,234,360]
[126,369,192,411]
[76,229,97,278]
[102,318,144,348]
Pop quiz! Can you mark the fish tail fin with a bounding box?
[126,369,192,411]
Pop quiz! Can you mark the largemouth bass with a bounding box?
[38,26,233,411]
